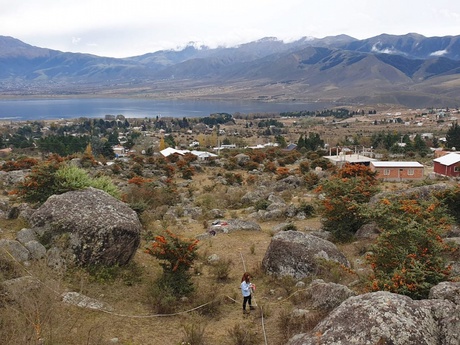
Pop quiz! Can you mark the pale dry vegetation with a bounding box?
[0,173,355,345]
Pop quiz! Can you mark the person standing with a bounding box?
[241,272,255,314]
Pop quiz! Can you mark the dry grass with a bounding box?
[0,144,380,345]
[0,213,343,345]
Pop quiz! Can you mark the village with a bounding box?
[0,106,459,188]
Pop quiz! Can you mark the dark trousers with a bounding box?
[243,295,252,310]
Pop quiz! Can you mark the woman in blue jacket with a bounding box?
[241,272,255,314]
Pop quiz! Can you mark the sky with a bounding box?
[1,0,460,58]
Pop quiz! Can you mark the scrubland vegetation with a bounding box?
[0,111,459,344]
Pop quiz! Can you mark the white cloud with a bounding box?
[430,49,448,56]
[371,43,401,55]
[1,0,460,57]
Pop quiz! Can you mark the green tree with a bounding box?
[413,134,428,156]
[275,135,287,148]
[315,164,379,241]
[446,122,460,150]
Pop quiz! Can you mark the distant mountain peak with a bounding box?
[256,37,280,43]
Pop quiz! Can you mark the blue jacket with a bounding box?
[241,281,252,297]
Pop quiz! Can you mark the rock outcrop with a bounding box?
[370,183,451,204]
[262,231,350,279]
[288,291,460,345]
[29,187,141,267]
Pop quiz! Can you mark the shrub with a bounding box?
[437,185,460,223]
[123,182,179,212]
[315,164,380,241]
[277,308,323,339]
[298,202,315,218]
[17,155,64,203]
[224,172,243,185]
[145,230,199,297]
[181,318,207,345]
[55,165,120,198]
[1,157,38,171]
[254,199,270,211]
[147,280,177,314]
[282,223,298,231]
[367,222,453,299]
[304,172,320,189]
[227,323,259,345]
[365,197,456,299]
[299,161,310,174]
[18,159,120,204]
[275,167,291,180]
[210,258,233,281]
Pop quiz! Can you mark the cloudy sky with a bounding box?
[1,0,460,58]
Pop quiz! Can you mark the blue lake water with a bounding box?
[0,98,335,121]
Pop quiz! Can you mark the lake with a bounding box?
[0,98,336,121]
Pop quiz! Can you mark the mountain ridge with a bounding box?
[2,33,460,107]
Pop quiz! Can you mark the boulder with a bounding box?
[234,153,250,166]
[370,183,450,204]
[16,228,38,245]
[241,189,269,205]
[267,193,285,204]
[271,222,294,235]
[274,176,303,191]
[29,187,141,267]
[288,291,460,345]
[305,279,357,312]
[24,240,47,260]
[257,208,286,221]
[355,222,381,240]
[208,219,261,235]
[0,239,30,262]
[61,292,113,312]
[1,276,41,297]
[0,170,27,187]
[429,281,460,305]
[445,224,460,238]
[262,231,350,279]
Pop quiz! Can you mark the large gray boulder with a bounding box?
[274,176,304,192]
[29,187,141,267]
[0,239,30,262]
[262,231,350,279]
[288,291,460,345]
[305,279,357,312]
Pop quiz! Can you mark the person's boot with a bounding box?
[249,306,256,310]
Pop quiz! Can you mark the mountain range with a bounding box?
[2,33,460,107]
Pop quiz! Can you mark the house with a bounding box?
[325,153,378,167]
[190,150,218,161]
[433,152,460,178]
[112,145,127,157]
[284,143,298,151]
[160,148,217,161]
[370,161,425,181]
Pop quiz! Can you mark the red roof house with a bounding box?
[433,152,460,177]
